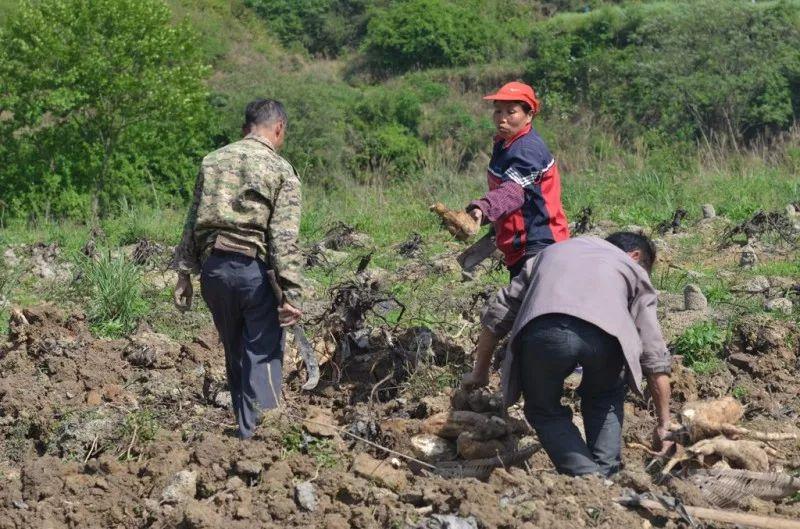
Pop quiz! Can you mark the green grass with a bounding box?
[732,385,748,400]
[74,251,150,337]
[102,206,184,247]
[748,260,800,278]
[564,164,800,229]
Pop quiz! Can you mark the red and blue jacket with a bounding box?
[469,124,569,266]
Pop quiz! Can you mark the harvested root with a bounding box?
[679,397,798,443]
[680,397,743,442]
[410,434,456,463]
[420,411,506,441]
[412,444,540,479]
[706,423,798,442]
[429,203,479,241]
[456,432,506,460]
[664,436,774,473]
[9,307,28,326]
[450,388,503,414]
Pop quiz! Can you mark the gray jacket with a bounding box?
[481,236,671,407]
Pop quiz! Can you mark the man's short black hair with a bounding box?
[244,99,287,128]
[605,231,657,272]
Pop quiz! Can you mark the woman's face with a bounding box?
[492,101,533,139]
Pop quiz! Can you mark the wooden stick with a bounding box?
[630,498,800,529]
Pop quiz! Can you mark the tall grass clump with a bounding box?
[76,252,148,337]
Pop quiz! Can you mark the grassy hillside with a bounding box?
[2,0,799,222]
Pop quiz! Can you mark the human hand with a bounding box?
[278,302,302,327]
[461,369,489,391]
[468,208,483,225]
[652,424,675,455]
[173,273,193,311]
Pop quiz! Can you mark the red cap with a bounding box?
[483,81,540,115]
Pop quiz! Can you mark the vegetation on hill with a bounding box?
[528,0,800,144]
[0,0,798,223]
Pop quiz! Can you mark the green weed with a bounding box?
[732,385,748,400]
[281,425,338,469]
[119,409,159,460]
[673,321,727,375]
[703,281,733,305]
[74,251,149,337]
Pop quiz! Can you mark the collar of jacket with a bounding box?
[244,133,276,151]
[494,122,532,149]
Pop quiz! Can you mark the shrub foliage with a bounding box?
[0,0,215,219]
[527,0,800,143]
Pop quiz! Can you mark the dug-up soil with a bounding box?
[1,302,798,529]
[1,212,800,529]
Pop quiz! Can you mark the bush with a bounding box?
[76,252,149,337]
[245,0,370,57]
[362,0,500,72]
[0,0,215,219]
[527,0,800,144]
[355,123,424,178]
[673,321,726,374]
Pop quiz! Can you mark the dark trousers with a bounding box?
[508,257,529,281]
[200,252,284,439]
[507,246,546,281]
[518,314,627,476]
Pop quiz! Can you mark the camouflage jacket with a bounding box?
[172,134,304,303]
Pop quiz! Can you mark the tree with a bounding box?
[0,0,213,219]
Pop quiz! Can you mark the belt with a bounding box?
[208,234,261,261]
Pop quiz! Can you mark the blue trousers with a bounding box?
[518,314,627,476]
[201,251,284,439]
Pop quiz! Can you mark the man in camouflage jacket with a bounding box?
[172,99,303,439]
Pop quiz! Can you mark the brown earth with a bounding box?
[2,302,798,529]
[1,215,799,529]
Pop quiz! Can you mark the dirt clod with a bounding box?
[351,453,408,492]
[161,470,197,504]
[294,481,319,512]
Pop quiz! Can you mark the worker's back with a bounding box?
[505,235,668,396]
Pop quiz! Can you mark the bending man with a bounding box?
[172,99,303,439]
[463,233,672,476]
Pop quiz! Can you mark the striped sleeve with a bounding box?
[502,156,555,189]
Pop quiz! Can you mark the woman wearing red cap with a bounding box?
[466,81,569,279]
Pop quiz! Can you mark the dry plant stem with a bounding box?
[125,424,138,460]
[629,498,800,529]
[368,372,394,414]
[84,434,99,464]
[627,442,670,458]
